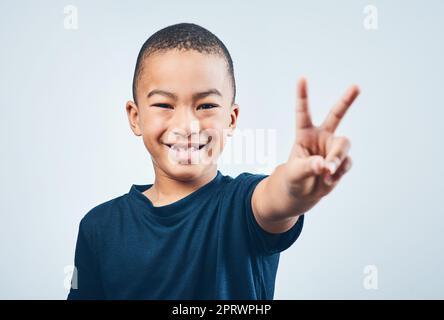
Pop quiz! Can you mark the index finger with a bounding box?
[321,85,360,133]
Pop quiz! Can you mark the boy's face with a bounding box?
[126,49,239,180]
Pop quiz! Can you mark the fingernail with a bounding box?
[345,161,352,172]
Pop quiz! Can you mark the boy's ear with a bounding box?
[126,101,142,136]
[228,103,240,137]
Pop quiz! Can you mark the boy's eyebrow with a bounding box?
[147,89,222,100]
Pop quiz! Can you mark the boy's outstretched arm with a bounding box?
[252,78,360,234]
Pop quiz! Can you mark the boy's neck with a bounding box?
[143,166,218,207]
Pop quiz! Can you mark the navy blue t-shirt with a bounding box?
[67,170,304,300]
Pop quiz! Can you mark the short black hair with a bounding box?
[132,23,236,106]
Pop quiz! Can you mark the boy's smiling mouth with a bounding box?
[163,141,212,164]
[163,136,212,152]
[164,142,207,151]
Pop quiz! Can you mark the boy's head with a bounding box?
[126,23,239,180]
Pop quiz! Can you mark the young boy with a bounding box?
[67,23,359,300]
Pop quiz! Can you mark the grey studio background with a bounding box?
[1,0,443,299]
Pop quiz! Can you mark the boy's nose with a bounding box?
[170,108,200,137]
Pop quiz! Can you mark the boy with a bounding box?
[67,23,359,300]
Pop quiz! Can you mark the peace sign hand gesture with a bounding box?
[251,78,360,232]
[285,78,360,202]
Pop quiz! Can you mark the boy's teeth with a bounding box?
[171,145,199,152]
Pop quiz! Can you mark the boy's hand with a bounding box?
[252,77,360,234]
[284,78,360,202]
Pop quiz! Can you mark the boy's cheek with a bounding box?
[140,131,162,155]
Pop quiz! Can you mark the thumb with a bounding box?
[288,155,325,181]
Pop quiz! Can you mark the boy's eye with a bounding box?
[197,104,218,110]
[152,103,173,109]
[151,103,218,110]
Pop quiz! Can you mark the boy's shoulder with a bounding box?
[79,192,128,231]
[227,171,269,190]
[216,171,269,194]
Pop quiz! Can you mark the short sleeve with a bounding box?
[236,172,304,256]
[67,217,105,300]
